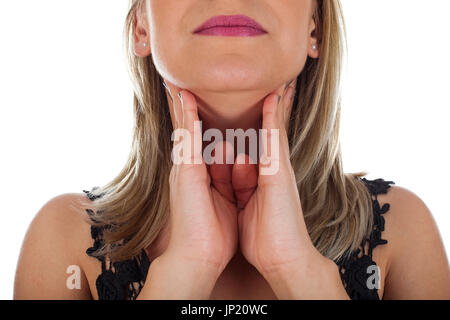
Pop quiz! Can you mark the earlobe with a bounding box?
[308,43,319,59]
[134,39,151,57]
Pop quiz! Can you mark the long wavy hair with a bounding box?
[85,0,374,264]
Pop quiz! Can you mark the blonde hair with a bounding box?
[86,0,374,263]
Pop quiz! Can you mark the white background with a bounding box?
[0,1,449,299]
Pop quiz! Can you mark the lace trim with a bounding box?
[83,188,151,300]
[336,177,395,300]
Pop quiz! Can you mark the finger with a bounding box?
[283,78,296,96]
[259,91,291,180]
[179,90,204,167]
[170,89,210,188]
[272,80,295,156]
[162,78,174,102]
[269,79,295,129]
[232,153,258,209]
[273,78,295,100]
[282,79,297,128]
[166,79,186,171]
[282,85,296,130]
[259,93,280,178]
[163,79,183,130]
[209,140,236,204]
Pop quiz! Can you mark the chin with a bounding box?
[179,53,273,91]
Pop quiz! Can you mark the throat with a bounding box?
[197,98,264,135]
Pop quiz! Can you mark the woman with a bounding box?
[14,0,450,300]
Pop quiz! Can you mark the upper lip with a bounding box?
[193,14,267,33]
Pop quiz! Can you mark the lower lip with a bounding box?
[194,26,267,37]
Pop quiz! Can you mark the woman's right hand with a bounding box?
[164,79,239,272]
[138,80,238,299]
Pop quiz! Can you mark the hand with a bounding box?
[161,80,238,275]
[237,81,326,277]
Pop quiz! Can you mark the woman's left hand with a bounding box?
[235,81,349,299]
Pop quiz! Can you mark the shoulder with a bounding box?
[358,178,438,244]
[29,193,93,235]
[380,184,432,221]
[377,184,440,251]
[14,192,94,299]
[373,183,450,299]
[21,193,93,251]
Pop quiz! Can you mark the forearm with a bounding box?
[262,255,350,300]
[137,254,221,300]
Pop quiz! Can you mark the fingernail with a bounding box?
[162,80,173,102]
[286,87,293,101]
[285,79,294,89]
[291,88,297,101]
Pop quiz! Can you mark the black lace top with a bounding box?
[83,177,395,300]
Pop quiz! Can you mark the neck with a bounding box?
[165,82,297,152]
[194,89,266,135]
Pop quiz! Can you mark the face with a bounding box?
[134,0,319,122]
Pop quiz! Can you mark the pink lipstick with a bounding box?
[193,14,268,37]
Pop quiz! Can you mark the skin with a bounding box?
[135,0,319,133]
[14,0,450,299]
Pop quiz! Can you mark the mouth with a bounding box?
[193,14,268,37]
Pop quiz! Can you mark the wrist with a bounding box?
[138,253,222,300]
[261,252,349,300]
[162,249,227,279]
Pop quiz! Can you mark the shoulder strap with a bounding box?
[83,187,109,268]
[360,178,395,197]
[336,177,395,300]
[82,187,150,300]
[83,186,105,201]
[360,178,395,257]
